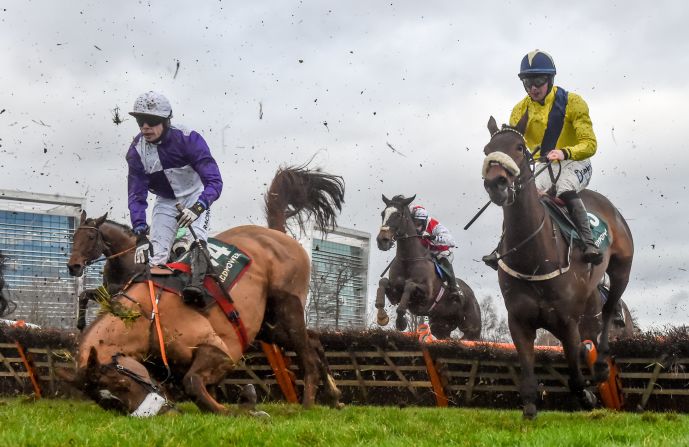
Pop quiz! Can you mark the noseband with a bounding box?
[104,354,172,417]
[487,127,536,206]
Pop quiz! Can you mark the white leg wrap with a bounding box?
[130,392,167,417]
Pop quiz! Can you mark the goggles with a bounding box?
[522,76,550,89]
[135,115,166,127]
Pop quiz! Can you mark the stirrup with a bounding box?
[482,252,499,271]
[182,285,205,305]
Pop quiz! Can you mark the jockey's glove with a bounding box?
[134,234,153,264]
[176,201,206,228]
[422,231,435,241]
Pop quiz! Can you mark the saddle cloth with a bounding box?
[540,196,612,253]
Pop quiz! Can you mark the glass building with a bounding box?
[301,226,370,330]
[0,190,89,328]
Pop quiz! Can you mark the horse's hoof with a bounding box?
[249,410,271,419]
[395,316,408,331]
[333,402,345,410]
[377,309,390,326]
[579,389,598,410]
[522,403,537,420]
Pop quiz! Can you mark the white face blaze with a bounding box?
[380,206,398,230]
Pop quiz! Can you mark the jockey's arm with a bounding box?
[187,131,223,207]
[431,223,456,248]
[126,150,150,231]
[560,94,597,161]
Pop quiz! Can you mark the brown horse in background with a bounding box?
[482,115,634,419]
[64,166,345,415]
[375,194,481,340]
[0,252,15,318]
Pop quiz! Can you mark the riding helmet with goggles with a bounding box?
[518,50,556,79]
[410,205,429,228]
[129,91,173,127]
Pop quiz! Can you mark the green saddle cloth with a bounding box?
[175,237,252,290]
[541,198,612,253]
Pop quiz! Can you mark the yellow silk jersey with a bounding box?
[509,86,597,161]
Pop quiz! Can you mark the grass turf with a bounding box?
[1,398,688,447]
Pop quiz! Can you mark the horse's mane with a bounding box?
[85,218,134,236]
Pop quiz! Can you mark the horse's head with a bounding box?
[76,347,171,417]
[376,194,416,251]
[482,114,531,206]
[67,211,108,277]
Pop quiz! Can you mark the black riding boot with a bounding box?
[437,257,462,303]
[482,248,499,271]
[562,192,603,265]
[182,240,209,305]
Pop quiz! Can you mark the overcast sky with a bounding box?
[1,1,688,329]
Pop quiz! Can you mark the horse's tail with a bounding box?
[264,165,345,234]
[0,252,15,317]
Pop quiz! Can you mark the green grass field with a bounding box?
[1,398,688,447]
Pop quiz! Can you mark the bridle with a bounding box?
[487,126,537,206]
[487,126,570,280]
[379,206,431,263]
[75,225,135,266]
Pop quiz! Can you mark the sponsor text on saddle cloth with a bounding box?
[542,197,612,252]
[167,238,252,346]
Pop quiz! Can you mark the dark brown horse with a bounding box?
[64,166,345,415]
[0,251,15,318]
[482,115,634,418]
[375,194,481,340]
[67,213,142,330]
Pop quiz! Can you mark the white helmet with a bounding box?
[410,205,428,221]
[129,91,173,118]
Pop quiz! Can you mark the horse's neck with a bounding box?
[502,183,553,257]
[100,222,136,256]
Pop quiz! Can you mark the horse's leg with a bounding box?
[508,313,538,419]
[77,289,96,331]
[375,277,391,326]
[182,344,234,414]
[594,255,632,382]
[428,317,452,339]
[271,294,320,408]
[559,320,597,410]
[395,280,416,331]
[307,331,343,408]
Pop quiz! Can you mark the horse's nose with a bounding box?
[376,234,391,251]
[68,263,84,277]
[484,174,509,192]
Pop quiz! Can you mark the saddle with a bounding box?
[540,195,612,253]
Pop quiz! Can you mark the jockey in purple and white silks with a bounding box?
[126,91,223,302]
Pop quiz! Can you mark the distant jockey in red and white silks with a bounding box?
[410,205,461,301]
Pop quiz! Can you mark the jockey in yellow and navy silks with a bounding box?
[410,205,461,300]
[126,91,223,303]
[483,50,603,269]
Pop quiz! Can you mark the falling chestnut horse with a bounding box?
[375,194,481,340]
[482,115,634,418]
[65,166,345,415]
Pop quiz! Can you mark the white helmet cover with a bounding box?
[410,205,428,221]
[129,91,172,118]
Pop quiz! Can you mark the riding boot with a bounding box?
[562,193,603,265]
[437,257,462,304]
[482,238,502,271]
[182,240,209,305]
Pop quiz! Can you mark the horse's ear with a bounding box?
[79,210,87,225]
[382,194,391,206]
[487,116,499,136]
[400,195,416,207]
[515,112,528,135]
[94,213,108,227]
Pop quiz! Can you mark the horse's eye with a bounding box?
[89,235,96,241]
